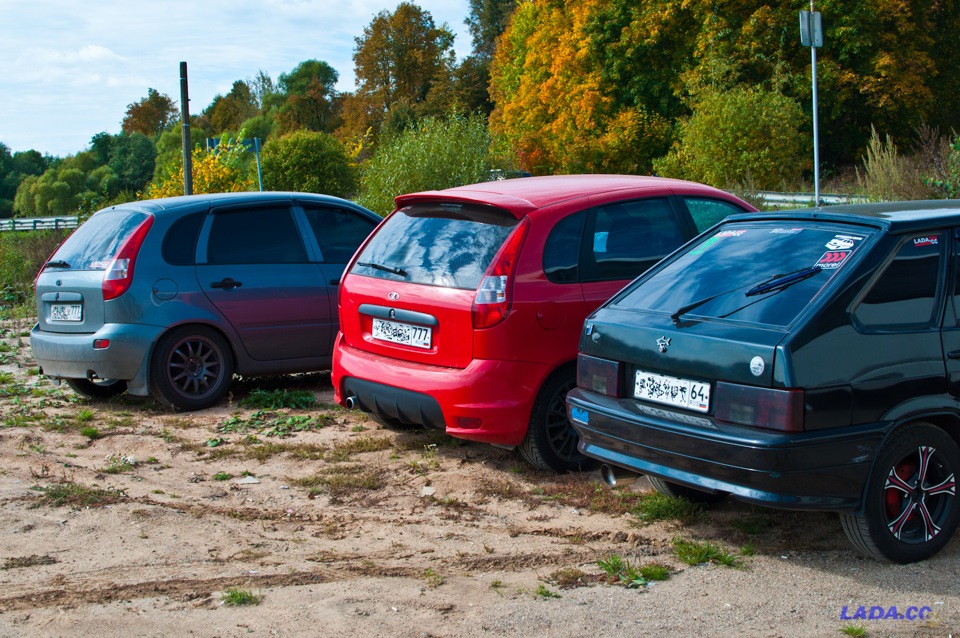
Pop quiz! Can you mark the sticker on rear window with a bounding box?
[815,251,850,269]
[770,228,803,235]
[716,229,748,237]
[825,234,864,250]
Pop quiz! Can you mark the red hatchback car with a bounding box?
[333,175,755,471]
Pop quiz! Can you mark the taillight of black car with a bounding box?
[713,382,805,432]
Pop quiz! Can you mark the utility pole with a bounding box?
[180,61,193,196]
[800,3,823,206]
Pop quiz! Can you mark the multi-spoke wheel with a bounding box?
[150,326,234,411]
[841,422,960,563]
[519,367,598,472]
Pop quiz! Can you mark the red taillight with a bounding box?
[577,354,621,397]
[102,216,154,301]
[714,382,805,432]
[472,217,529,329]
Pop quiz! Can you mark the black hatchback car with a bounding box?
[568,201,960,563]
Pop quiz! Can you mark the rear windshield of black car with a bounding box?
[350,204,519,290]
[50,209,151,271]
[612,221,877,327]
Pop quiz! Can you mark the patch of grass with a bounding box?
[422,567,444,588]
[490,579,504,591]
[408,443,440,475]
[639,563,671,582]
[325,434,393,462]
[630,492,703,525]
[220,588,263,606]
[840,624,866,637]
[536,480,652,516]
[240,388,316,410]
[672,538,741,568]
[218,411,330,438]
[80,426,103,441]
[36,482,126,508]
[597,554,648,589]
[0,371,14,384]
[534,584,561,599]
[547,567,588,589]
[729,511,776,535]
[293,464,384,502]
[212,471,233,481]
[100,453,136,474]
[2,554,57,570]
[75,408,95,424]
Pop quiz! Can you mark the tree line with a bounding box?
[2,0,959,221]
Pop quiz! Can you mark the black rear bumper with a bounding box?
[567,388,887,511]
[342,376,446,430]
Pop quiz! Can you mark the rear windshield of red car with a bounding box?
[612,220,878,327]
[50,209,152,271]
[349,203,519,290]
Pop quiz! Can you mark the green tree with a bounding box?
[352,2,455,135]
[653,85,808,190]
[260,130,356,198]
[13,152,114,217]
[206,81,259,135]
[0,144,49,218]
[122,88,178,138]
[357,114,491,216]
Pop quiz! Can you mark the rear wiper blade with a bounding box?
[44,259,71,269]
[744,267,821,297]
[356,261,407,277]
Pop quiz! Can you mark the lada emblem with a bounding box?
[387,292,400,301]
[657,336,671,353]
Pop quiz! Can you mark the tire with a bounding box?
[518,368,598,473]
[150,325,234,411]
[647,475,727,504]
[65,377,127,399]
[840,422,960,563]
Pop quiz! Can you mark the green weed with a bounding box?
[36,482,126,508]
[672,538,741,567]
[534,584,561,599]
[220,588,263,606]
[240,388,316,410]
[631,492,703,525]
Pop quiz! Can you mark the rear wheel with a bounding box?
[65,377,127,399]
[647,475,727,504]
[840,422,960,563]
[518,368,598,473]
[150,326,234,411]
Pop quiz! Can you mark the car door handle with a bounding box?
[949,350,960,360]
[211,278,242,290]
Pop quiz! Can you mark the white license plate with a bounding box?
[634,369,710,413]
[50,303,82,322]
[371,318,432,349]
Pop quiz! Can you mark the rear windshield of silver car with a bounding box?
[612,221,877,327]
[50,209,151,270]
[350,203,519,290]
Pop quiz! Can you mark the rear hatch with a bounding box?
[579,219,877,423]
[339,202,520,369]
[35,209,153,334]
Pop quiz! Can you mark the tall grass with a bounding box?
[856,126,937,201]
[0,229,68,317]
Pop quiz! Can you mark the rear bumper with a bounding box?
[333,335,550,446]
[567,388,887,511]
[30,322,162,394]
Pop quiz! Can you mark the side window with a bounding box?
[162,211,204,266]
[587,198,683,281]
[543,211,585,283]
[855,233,943,328]
[303,206,378,264]
[683,197,749,232]
[206,207,307,265]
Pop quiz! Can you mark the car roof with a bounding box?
[395,175,742,218]
[724,200,960,235]
[95,191,375,218]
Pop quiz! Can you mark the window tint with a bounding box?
[206,207,307,265]
[683,197,749,232]
[303,206,378,264]
[855,233,943,328]
[162,212,204,266]
[351,204,518,290]
[543,212,585,283]
[587,198,683,281]
[614,222,875,327]
[51,209,151,270]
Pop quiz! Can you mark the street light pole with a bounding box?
[800,2,823,206]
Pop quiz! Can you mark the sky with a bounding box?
[0,0,472,158]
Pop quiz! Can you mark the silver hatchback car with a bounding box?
[31,191,381,410]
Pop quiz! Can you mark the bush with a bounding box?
[260,130,356,198]
[357,114,492,216]
[925,134,960,199]
[654,86,807,191]
[0,230,69,308]
[145,136,256,198]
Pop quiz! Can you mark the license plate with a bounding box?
[371,318,432,349]
[634,369,710,413]
[50,303,82,322]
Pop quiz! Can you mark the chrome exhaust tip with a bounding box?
[344,395,358,410]
[600,464,639,488]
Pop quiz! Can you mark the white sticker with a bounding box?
[825,237,855,250]
[750,356,765,376]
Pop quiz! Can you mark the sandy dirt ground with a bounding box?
[0,317,958,638]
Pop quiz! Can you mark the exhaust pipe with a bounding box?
[600,464,639,488]
[344,395,358,410]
